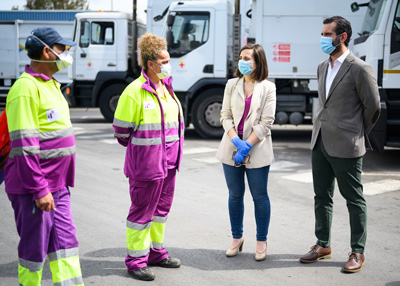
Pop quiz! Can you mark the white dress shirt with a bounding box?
[325,49,350,98]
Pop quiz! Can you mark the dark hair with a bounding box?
[234,43,268,81]
[25,42,44,60]
[26,42,57,60]
[323,16,352,47]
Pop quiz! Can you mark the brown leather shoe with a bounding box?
[343,252,365,273]
[299,244,332,263]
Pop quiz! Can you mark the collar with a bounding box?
[24,65,58,82]
[140,69,174,95]
[329,49,350,64]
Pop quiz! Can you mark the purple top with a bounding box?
[237,95,252,135]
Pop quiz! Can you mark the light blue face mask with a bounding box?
[320,34,342,55]
[238,60,254,76]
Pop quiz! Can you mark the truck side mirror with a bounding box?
[351,2,360,12]
[167,14,175,27]
[166,30,174,48]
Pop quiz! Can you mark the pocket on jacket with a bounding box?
[337,121,360,133]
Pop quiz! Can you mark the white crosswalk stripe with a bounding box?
[363,179,400,196]
[281,169,400,196]
[183,147,217,155]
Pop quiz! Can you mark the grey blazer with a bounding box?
[310,51,381,158]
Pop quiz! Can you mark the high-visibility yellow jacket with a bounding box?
[5,66,75,199]
[113,70,184,181]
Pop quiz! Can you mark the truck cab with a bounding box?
[353,0,400,150]
[164,0,233,138]
[67,12,145,121]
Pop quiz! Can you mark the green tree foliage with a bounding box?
[25,0,89,10]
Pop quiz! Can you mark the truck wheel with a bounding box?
[192,88,224,139]
[99,84,126,122]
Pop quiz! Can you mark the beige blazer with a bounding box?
[310,51,381,158]
[216,77,276,168]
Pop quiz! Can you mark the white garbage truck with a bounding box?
[66,0,364,138]
[161,0,363,137]
[0,11,78,102]
[351,0,400,151]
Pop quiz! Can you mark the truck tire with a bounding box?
[99,84,126,122]
[192,88,224,139]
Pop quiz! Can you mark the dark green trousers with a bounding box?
[312,135,366,254]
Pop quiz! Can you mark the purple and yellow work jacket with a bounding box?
[112,70,184,181]
[4,66,75,199]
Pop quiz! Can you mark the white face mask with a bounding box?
[30,34,73,71]
[152,62,171,79]
[52,49,73,71]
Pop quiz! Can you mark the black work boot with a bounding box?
[128,267,155,281]
[150,257,181,268]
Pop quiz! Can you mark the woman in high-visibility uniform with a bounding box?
[113,33,184,281]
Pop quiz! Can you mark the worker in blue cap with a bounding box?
[4,27,84,286]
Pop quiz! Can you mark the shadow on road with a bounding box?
[82,247,343,272]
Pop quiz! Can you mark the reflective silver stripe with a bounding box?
[114,132,130,138]
[126,220,152,231]
[138,123,161,131]
[9,146,40,159]
[9,129,40,141]
[153,216,168,224]
[137,121,179,131]
[113,118,138,131]
[54,276,84,286]
[40,146,76,159]
[19,258,44,272]
[165,121,179,129]
[40,127,74,141]
[131,137,162,146]
[48,247,80,262]
[166,135,179,143]
[152,242,164,249]
[127,248,150,257]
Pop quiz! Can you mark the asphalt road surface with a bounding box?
[1,108,399,286]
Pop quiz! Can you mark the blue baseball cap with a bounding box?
[26,27,76,50]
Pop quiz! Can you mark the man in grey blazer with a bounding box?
[299,16,380,273]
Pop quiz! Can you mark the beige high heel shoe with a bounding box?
[255,241,267,261]
[226,237,245,257]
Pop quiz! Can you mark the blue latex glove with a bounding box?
[231,136,252,156]
[234,151,246,164]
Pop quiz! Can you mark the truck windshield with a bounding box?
[168,12,210,57]
[359,0,388,37]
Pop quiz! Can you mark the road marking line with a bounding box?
[183,147,217,155]
[193,157,219,164]
[282,172,313,183]
[100,139,119,144]
[271,161,302,171]
[77,133,115,139]
[364,179,400,196]
[282,172,400,196]
[363,172,400,177]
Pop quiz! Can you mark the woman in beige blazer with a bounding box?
[216,43,276,261]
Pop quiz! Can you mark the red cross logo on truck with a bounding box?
[179,59,185,69]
